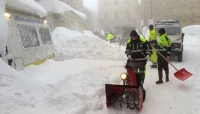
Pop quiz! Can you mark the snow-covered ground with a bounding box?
[1,25,200,114]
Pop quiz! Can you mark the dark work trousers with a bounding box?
[157,54,169,71]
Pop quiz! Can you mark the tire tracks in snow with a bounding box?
[45,65,124,98]
[44,64,125,113]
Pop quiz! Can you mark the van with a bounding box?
[1,9,54,70]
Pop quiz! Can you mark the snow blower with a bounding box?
[105,59,146,111]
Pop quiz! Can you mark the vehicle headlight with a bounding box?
[120,73,127,80]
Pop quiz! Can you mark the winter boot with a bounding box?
[165,71,169,82]
[151,63,157,68]
[156,70,163,84]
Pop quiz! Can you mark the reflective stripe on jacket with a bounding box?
[125,37,152,61]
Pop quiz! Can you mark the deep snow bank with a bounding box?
[52,27,126,61]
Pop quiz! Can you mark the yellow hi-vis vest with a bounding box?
[106,33,114,41]
[149,29,157,41]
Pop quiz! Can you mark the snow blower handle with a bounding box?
[138,30,179,72]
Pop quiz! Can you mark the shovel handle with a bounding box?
[138,30,179,71]
[151,46,179,71]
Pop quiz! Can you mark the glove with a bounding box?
[128,55,132,59]
[145,55,150,61]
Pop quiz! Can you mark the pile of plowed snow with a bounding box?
[52,27,126,61]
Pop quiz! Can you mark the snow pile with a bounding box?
[19,59,125,114]
[6,0,47,18]
[52,6,64,14]
[39,0,87,20]
[182,25,200,35]
[84,30,100,38]
[51,27,126,61]
[182,25,200,46]
[0,0,8,55]
[0,59,50,114]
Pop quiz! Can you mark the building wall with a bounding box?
[143,0,200,27]
[55,0,84,32]
[60,0,83,12]
[35,0,85,33]
[83,6,99,31]
[98,0,138,32]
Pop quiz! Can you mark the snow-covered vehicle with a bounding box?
[1,11,54,70]
[114,26,135,45]
[105,59,146,111]
[155,20,184,62]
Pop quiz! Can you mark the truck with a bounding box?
[114,26,135,45]
[155,20,184,62]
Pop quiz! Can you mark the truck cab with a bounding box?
[155,20,184,62]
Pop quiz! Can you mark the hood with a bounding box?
[167,35,182,42]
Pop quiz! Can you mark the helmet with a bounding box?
[149,25,154,29]
[130,30,138,37]
[158,28,165,34]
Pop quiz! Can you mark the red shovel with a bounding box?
[153,47,193,81]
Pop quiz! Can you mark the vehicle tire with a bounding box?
[177,52,182,62]
[181,33,184,42]
[142,89,146,101]
[182,45,184,51]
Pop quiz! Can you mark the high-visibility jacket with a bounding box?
[106,33,114,41]
[157,33,171,56]
[149,29,157,41]
[149,29,157,63]
[150,49,157,63]
[125,37,152,62]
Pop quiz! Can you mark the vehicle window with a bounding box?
[156,27,180,35]
[38,27,52,45]
[17,24,40,48]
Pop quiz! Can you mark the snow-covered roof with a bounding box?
[38,0,87,20]
[6,0,47,18]
[52,6,64,14]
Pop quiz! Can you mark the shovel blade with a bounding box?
[174,68,193,81]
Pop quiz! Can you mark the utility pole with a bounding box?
[138,0,141,30]
[151,0,153,19]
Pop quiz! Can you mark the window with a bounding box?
[17,24,40,48]
[126,10,130,18]
[38,27,52,45]
[115,11,119,19]
[155,27,180,35]
[104,11,108,19]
